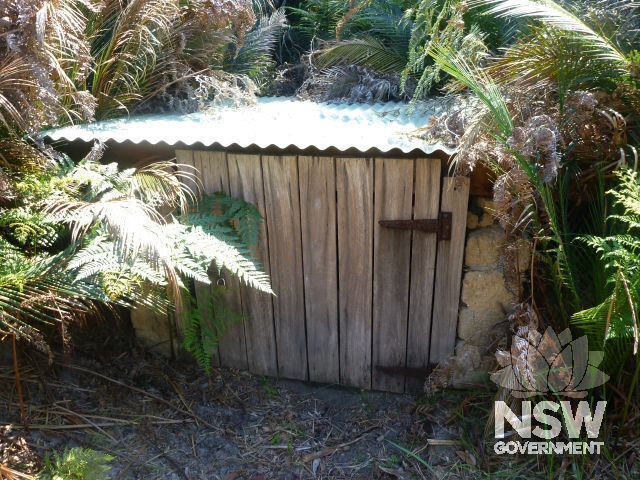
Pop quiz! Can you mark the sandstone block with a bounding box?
[464,225,503,267]
[461,270,513,311]
[457,307,507,345]
[478,211,495,227]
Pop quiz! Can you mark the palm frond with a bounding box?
[470,0,629,66]
[89,0,178,118]
[317,36,408,74]
[226,8,288,84]
[428,43,513,138]
[487,26,622,94]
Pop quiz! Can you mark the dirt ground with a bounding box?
[0,344,474,480]
[1,336,637,479]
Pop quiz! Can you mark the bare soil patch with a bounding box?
[0,346,466,479]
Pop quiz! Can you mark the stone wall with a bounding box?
[428,197,517,390]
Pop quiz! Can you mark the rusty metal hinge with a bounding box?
[378,212,452,240]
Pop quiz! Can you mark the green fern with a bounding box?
[190,192,263,250]
[573,169,640,349]
[38,448,113,480]
[0,141,271,370]
[181,286,244,374]
[572,168,640,416]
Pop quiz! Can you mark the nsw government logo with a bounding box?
[490,327,609,455]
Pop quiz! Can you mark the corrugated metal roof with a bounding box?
[42,97,455,155]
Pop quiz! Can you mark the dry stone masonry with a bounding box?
[427,196,516,390]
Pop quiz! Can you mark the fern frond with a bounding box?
[181,286,244,374]
[165,222,273,294]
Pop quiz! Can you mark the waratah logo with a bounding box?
[491,327,609,398]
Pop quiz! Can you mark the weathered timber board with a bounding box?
[372,158,414,392]
[405,158,442,392]
[195,151,248,370]
[430,176,470,363]
[175,150,220,365]
[336,157,374,389]
[262,155,308,380]
[226,153,278,376]
[298,156,339,384]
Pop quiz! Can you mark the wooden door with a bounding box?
[177,151,469,393]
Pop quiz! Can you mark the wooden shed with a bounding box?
[46,98,470,393]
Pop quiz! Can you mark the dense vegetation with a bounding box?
[0,0,639,476]
[0,0,276,368]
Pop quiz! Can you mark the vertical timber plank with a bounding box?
[195,151,248,370]
[175,150,220,366]
[262,155,308,380]
[372,158,414,392]
[227,153,278,376]
[430,177,470,363]
[176,149,198,194]
[337,157,373,389]
[405,158,441,392]
[299,156,339,384]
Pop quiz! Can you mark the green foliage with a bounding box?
[190,192,264,250]
[0,238,112,347]
[313,0,412,73]
[473,0,640,97]
[0,141,271,366]
[573,169,640,362]
[421,0,640,423]
[225,8,289,87]
[571,168,640,419]
[181,286,244,374]
[288,0,349,43]
[85,0,288,117]
[301,0,493,99]
[317,36,408,75]
[404,0,489,98]
[38,448,113,480]
[473,0,628,65]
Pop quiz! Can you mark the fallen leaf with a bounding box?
[455,450,477,466]
[378,465,407,479]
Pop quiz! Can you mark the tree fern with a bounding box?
[191,192,264,249]
[0,141,271,369]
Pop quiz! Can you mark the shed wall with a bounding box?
[160,150,470,392]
